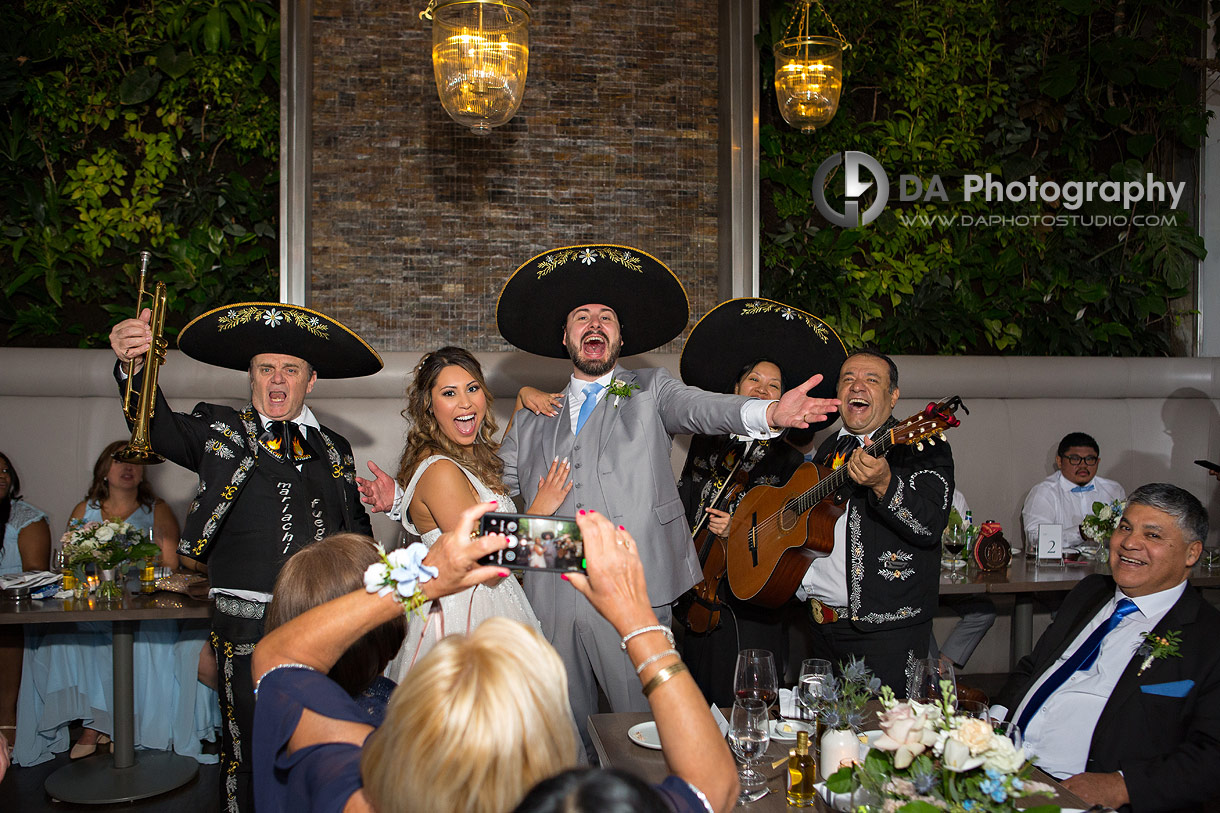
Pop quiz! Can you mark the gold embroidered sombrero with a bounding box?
[679,298,846,401]
[177,303,383,378]
[497,244,690,358]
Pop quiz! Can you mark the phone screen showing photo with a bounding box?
[477,513,586,573]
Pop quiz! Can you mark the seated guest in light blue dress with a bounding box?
[0,451,52,753]
[14,441,220,765]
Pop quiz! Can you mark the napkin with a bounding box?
[0,570,60,590]
[711,703,729,736]
[779,687,797,718]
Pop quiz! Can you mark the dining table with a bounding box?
[938,554,1220,663]
[0,584,213,804]
[588,710,1092,812]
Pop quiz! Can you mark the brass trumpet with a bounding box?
[115,250,168,465]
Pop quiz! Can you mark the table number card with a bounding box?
[1036,523,1063,561]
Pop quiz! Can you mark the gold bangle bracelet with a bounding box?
[642,662,688,698]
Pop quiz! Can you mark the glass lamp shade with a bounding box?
[774,36,843,134]
[432,0,531,133]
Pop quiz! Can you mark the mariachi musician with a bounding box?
[109,302,380,813]
[675,298,845,705]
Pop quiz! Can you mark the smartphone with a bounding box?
[1194,460,1220,474]
[477,512,586,573]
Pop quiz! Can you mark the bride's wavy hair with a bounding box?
[395,346,503,492]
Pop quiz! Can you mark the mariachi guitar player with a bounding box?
[797,350,955,694]
[675,298,845,707]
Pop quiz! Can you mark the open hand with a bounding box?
[355,461,396,513]
[525,457,573,515]
[520,386,564,417]
[766,373,840,429]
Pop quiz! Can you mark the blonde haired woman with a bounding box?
[253,503,738,813]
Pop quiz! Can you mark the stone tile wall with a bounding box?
[310,0,721,353]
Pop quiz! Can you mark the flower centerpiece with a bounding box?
[827,682,1057,813]
[818,658,881,774]
[60,518,158,599]
[1079,499,1124,560]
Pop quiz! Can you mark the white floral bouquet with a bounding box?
[60,518,157,571]
[826,683,1056,813]
[1080,499,1125,545]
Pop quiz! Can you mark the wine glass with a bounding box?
[942,525,967,572]
[728,698,771,794]
[906,656,956,705]
[733,649,779,717]
[796,658,833,723]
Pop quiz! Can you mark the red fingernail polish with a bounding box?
[618,525,626,531]
[579,509,586,515]
[500,570,510,578]
[561,573,570,581]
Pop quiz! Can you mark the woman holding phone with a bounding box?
[357,347,572,677]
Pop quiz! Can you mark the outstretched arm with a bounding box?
[765,373,841,430]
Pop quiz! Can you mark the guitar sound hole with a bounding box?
[780,501,800,532]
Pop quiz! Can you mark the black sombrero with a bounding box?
[497,244,689,358]
[680,298,846,400]
[177,303,383,378]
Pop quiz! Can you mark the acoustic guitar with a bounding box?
[723,396,967,608]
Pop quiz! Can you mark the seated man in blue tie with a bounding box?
[1022,432,1126,553]
[993,482,1220,811]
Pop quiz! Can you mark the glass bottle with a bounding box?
[786,729,817,807]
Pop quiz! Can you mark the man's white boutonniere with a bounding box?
[1136,629,1182,675]
[606,378,640,407]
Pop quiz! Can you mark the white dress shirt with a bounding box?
[996,580,1186,778]
[1021,472,1126,550]
[798,428,867,607]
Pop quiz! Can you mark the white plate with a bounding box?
[771,719,814,741]
[627,721,662,750]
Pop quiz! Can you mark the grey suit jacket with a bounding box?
[500,365,755,606]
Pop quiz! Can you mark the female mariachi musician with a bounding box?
[675,299,845,707]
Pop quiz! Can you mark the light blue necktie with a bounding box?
[574,382,604,436]
[1015,597,1138,732]
[1071,483,1096,493]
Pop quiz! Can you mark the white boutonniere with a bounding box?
[1136,629,1182,675]
[606,378,640,407]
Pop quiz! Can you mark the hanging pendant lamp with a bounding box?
[774,0,850,134]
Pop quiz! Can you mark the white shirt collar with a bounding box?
[569,370,615,392]
[257,404,320,434]
[1056,471,1096,491]
[1119,579,1188,620]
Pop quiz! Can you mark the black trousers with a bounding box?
[211,610,264,813]
[681,592,794,708]
[806,615,932,697]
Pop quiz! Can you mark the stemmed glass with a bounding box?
[733,649,779,718]
[796,658,833,723]
[942,524,968,572]
[907,656,956,705]
[728,698,771,795]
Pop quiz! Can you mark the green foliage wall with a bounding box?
[760,0,1209,355]
[0,0,279,347]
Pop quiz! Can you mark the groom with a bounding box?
[496,245,840,752]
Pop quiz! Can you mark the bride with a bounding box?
[360,347,570,679]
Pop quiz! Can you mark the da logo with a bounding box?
[812,151,889,228]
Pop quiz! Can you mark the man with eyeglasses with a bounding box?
[1022,432,1126,554]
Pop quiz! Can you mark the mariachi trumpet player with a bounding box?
[109,288,380,813]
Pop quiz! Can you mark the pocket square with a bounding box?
[1140,679,1194,698]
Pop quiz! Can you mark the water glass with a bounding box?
[733,649,779,716]
[796,658,832,723]
[907,656,955,704]
[956,699,989,720]
[728,698,771,792]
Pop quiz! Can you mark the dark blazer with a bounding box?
[115,364,371,564]
[813,427,954,630]
[997,574,1220,813]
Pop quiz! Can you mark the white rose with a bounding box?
[1099,505,1112,521]
[942,735,985,772]
[955,718,995,755]
[982,736,1026,774]
[363,562,388,593]
[95,526,115,542]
